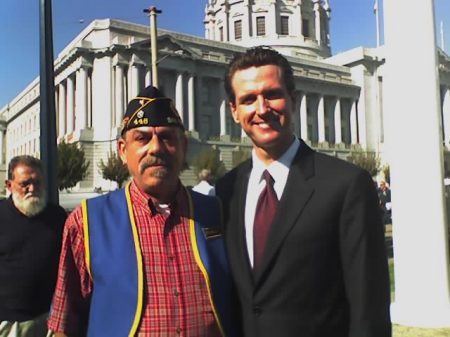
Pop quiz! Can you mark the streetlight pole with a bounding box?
[143,6,162,88]
[39,0,58,205]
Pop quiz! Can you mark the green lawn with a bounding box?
[389,258,395,300]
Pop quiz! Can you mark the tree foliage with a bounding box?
[346,150,381,177]
[382,165,390,184]
[57,141,90,191]
[98,151,130,188]
[232,148,251,167]
[191,148,227,183]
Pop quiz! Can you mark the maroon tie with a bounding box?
[253,170,278,270]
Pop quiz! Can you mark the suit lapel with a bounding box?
[254,140,316,284]
[227,160,255,289]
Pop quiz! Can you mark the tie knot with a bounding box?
[262,170,274,186]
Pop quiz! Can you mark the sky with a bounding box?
[1,0,449,109]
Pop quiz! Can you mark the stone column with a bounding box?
[187,74,195,132]
[313,0,322,45]
[208,17,215,40]
[334,98,342,144]
[75,67,88,130]
[317,95,325,143]
[115,64,124,127]
[224,7,230,41]
[384,0,450,327]
[350,99,358,144]
[145,68,151,87]
[58,82,66,137]
[0,129,4,165]
[220,97,227,136]
[175,72,184,122]
[130,64,140,97]
[299,93,308,140]
[244,0,252,39]
[66,76,74,134]
[442,87,450,149]
[295,0,303,36]
[269,1,277,36]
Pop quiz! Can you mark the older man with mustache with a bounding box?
[48,86,240,337]
[0,155,67,337]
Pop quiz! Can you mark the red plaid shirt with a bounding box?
[48,181,221,336]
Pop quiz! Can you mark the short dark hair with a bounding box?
[224,46,295,103]
[8,155,43,180]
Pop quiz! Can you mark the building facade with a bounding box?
[1,0,450,191]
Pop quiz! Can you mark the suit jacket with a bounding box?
[216,140,391,337]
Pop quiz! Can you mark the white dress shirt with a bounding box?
[192,180,215,196]
[245,138,300,266]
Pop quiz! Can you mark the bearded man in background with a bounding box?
[0,155,67,337]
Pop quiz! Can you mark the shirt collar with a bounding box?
[251,138,300,183]
[129,180,186,216]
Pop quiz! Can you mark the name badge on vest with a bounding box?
[202,227,223,240]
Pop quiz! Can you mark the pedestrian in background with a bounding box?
[0,155,67,337]
[192,169,215,196]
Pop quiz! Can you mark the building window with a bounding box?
[219,26,224,41]
[256,16,265,36]
[281,16,289,35]
[234,20,242,40]
[302,19,310,38]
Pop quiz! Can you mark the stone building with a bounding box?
[1,0,449,191]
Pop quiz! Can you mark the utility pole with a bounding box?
[143,6,162,88]
[39,0,58,205]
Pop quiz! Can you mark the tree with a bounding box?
[98,151,130,188]
[57,140,90,191]
[232,148,251,167]
[191,148,227,183]
[381,165,390,184]
[346,150,380,177]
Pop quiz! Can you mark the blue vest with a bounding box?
[82,183,238,337]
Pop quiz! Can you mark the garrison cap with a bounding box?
[121,86,184,135]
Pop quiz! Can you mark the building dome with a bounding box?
[204,0,331,59]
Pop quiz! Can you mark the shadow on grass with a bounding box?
[389,258,395,301]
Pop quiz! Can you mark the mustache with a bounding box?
[139,156,171,174]
[24,193,42,199]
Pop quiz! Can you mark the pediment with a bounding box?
[254,7,268,13]
[130,35,194,59]
[158,37,186,53]
[279,7,294,14]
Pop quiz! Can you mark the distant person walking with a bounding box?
[192,169,215,196]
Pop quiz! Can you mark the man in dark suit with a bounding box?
[377,179,392,225]
[216,46,391,337]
